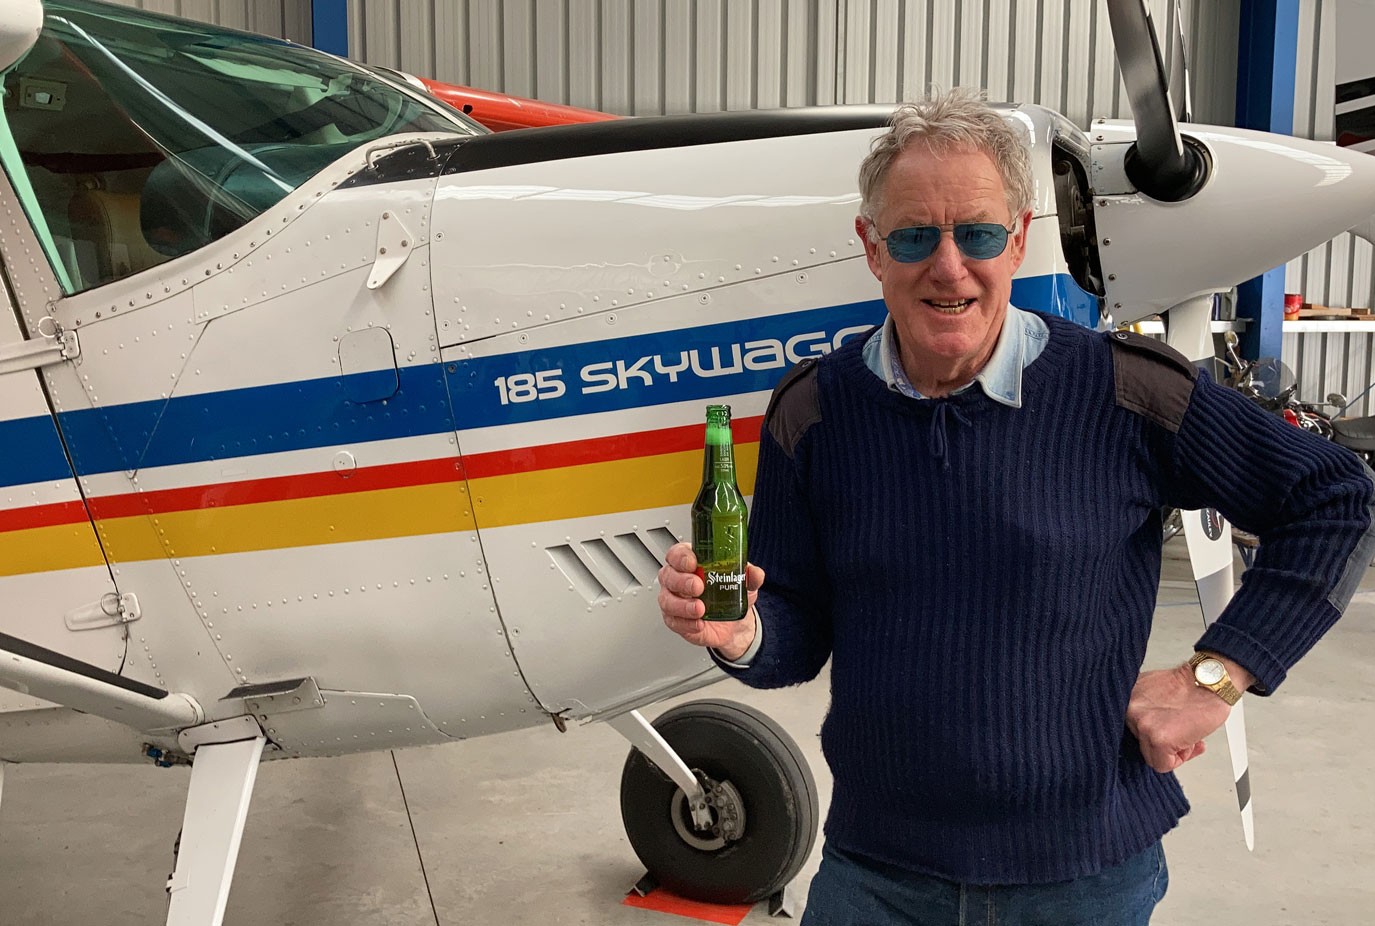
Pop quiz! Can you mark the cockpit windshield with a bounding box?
[0,0,481,294]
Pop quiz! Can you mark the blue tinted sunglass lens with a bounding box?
[883,223,1010,262]
[952,223,1009,259]
[885,226,941,262]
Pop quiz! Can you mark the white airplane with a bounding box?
[1,1,1372,923]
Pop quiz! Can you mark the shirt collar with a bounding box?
[864,305,1042,409]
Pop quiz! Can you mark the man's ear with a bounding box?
[1006,210,1032,271]
[856,215,883,281]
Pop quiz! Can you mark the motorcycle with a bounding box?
[1222,334,1337,438]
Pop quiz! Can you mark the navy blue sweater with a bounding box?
[722,315,1374,885]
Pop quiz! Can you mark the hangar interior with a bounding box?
[0,2,1372,925]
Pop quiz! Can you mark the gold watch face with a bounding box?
[1195,658,1226,686]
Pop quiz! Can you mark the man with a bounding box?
[657,89,1375,925]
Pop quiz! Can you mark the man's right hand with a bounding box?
[657,542,761,662]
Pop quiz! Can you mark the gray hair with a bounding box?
[858,88,1033,235]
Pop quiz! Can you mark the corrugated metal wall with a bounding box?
[1289,0,1372,311]
[98,0,313,44]
[351,0,838,114]
[346,0,1236,126]
[1284,327,1375,416]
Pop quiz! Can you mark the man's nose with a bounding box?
[926,232,968,280]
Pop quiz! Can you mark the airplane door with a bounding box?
[0,272,126,683]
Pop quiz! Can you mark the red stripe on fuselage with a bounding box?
[0,499,92,532]
[83,458,466,520]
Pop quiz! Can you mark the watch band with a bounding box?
[1188,652,1243,706]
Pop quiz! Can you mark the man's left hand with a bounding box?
[1126,659,1250,773]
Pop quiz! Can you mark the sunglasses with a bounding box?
[879,222,1015,263]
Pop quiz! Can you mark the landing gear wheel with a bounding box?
[619,699,819,905]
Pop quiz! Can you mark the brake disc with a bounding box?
[669,772,746,850]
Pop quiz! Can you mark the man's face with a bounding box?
[858,142,1030,379]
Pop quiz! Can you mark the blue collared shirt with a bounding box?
[861,304,1048,405]
[714,305,1049,670]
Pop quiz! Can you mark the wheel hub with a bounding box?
[670,771,746,850]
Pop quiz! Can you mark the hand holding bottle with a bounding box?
[658,542,764,661]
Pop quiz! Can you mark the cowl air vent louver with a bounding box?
[548,527,679,604]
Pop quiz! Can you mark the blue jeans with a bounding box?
[799,841,1168,926]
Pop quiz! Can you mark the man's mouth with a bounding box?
[924,298,975,314]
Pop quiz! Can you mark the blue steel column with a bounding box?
[311,0,349,57]
[1234,0,1300,360]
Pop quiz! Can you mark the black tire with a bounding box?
[619,699,819,905]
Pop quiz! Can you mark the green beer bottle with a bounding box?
[691,404,749,621]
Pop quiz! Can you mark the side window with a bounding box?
[0,34,171,292]
[0,3,473,296]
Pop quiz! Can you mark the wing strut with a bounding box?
[0,630,202,732]
[166,735,268,926]
[1167,295,1255,850]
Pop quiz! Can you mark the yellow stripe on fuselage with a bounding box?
[0,522,108,576]
[95,482,478,560]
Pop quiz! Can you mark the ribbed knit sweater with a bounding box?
[722,314,1375,885]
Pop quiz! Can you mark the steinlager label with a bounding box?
[691,404,749,621]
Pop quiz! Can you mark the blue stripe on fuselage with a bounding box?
[6,417,74,486]
[52,364,456,483]
[1,274,1095,486]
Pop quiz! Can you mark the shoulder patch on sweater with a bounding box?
[1108,330,1198,433]
[764,359,821,458]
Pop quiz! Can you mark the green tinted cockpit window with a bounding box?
[0,0,480,294]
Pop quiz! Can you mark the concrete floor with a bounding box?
[1,544,1371,925]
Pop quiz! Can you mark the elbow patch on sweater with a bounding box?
[1328,458,1375,612]
[1108,331,1198,433]
[765,359,821,458]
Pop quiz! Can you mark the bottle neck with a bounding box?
[702,421,736,484]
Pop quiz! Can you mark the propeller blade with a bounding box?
[1167,0,1193,123]
[1223,701,1256,851]
[1180,508,1255,850]
[1105,0,1208,201]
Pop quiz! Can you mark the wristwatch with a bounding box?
[1188,652,1243,706]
